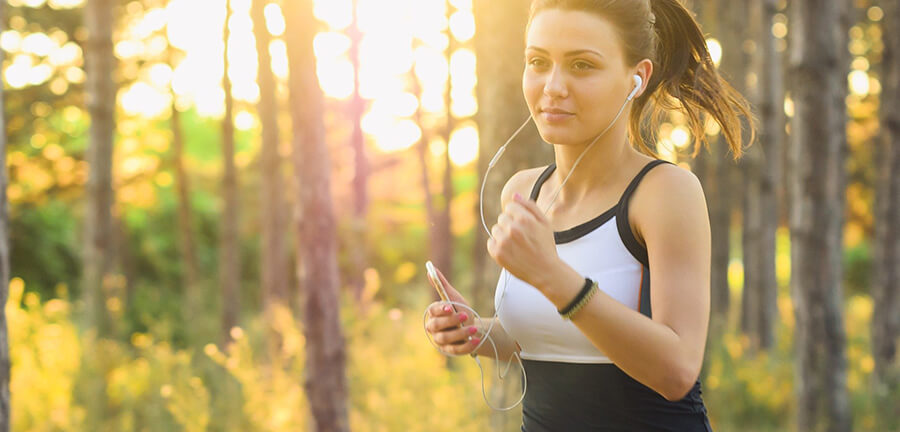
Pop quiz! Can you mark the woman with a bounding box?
[425,0,753,430]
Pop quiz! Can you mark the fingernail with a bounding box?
[443,305,451,313]
[472,337,481,344]
[468,326,477,335]
[513,192,522,201]
[459,313,468,322]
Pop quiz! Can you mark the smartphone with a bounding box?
[426,261,463,320]
[426,261,473,347]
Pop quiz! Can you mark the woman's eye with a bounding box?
[572,61,594,70]
[527,58,548,68]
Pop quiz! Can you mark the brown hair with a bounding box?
[527,0,755,158]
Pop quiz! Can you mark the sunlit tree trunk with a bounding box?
[82,0,116,426]
[220,0,241,347]
[347,0,370,305]
[283,0,350,430]
[872,0,900,394]
[434,0,457,301]
[166,39,200,332]
[788,0,852,430]
[252,0,289,313]
[472,0,551,314]
[0,2,11,428]
[83,0,115,339]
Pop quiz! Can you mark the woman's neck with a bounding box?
[545,125,641,210]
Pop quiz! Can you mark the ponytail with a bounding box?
[636,0,755,159]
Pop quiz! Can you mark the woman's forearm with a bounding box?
[535,261,699,401]
[475,317,520,360]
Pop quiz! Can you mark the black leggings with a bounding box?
[520,359,713,432]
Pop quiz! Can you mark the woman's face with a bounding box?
[523,9,636,146]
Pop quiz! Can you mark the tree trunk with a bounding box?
[788,0,852,430]
[872,0,900,392]
[693,0,732,331]
[472,0,552,314]
[436,0,457,304]
[168,42,200,332]
[252,0,289,312]
[742,0,782,351]
[83,0,115,339]
[283,0,350,430]
[82,0,116,426]
[220,0,241,347]
[347,0,370,305]
[0,1,11,428]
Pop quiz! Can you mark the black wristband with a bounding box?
[558,277,594,316]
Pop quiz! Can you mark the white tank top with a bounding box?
[494,160,669,364]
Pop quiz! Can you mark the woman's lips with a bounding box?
[540,109,574,122]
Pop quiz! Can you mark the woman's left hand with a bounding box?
[487,192,561,291]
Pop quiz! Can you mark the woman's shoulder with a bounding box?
[500,165,552,210]
[629,160,709,245]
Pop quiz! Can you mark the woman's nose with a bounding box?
[543,66,568,98]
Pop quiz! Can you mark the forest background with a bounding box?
[0,0,898,431]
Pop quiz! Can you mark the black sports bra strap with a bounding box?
[530,164,557,201]
[617,159,671,206]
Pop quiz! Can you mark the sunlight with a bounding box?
[317,59,355,99]
[706,38,722,67]
[449,10,475,42]
[848,70,870,96]
[314,0,353,30]
[121,82,170,117]
[264,3,286,36]
[448,124,479,166]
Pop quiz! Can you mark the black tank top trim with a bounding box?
[529,160,672,248]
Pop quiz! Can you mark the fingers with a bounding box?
[509,193,548,224]
[432,324,479,346]
[425,309,470,333]
[439,336,481,355]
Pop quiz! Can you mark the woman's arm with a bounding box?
[534,165,711,402]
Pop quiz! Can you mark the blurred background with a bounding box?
[0,0,898,430]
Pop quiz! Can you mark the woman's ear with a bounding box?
[633,59,654,98]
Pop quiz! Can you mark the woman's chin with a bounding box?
[537,130,582,146]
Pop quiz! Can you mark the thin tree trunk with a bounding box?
[872,0,900,386]
[436,0,456,301]
[220,0,241,347]
[347,0,370,305]
[788,0,852,430]
[752,0,782,351]
[252,0,289,311]
[82,0,116,426]
[83,0,115,338]
[167,40,200,330]
[694,0,731,331]
[0,1,11,427]
[283,0,350,430]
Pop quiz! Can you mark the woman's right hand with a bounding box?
[424,266,481,356]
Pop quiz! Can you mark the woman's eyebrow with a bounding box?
[525,46,605,59]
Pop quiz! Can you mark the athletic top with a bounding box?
[492,159,712,431]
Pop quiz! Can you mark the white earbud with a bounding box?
[627,74,643,101]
